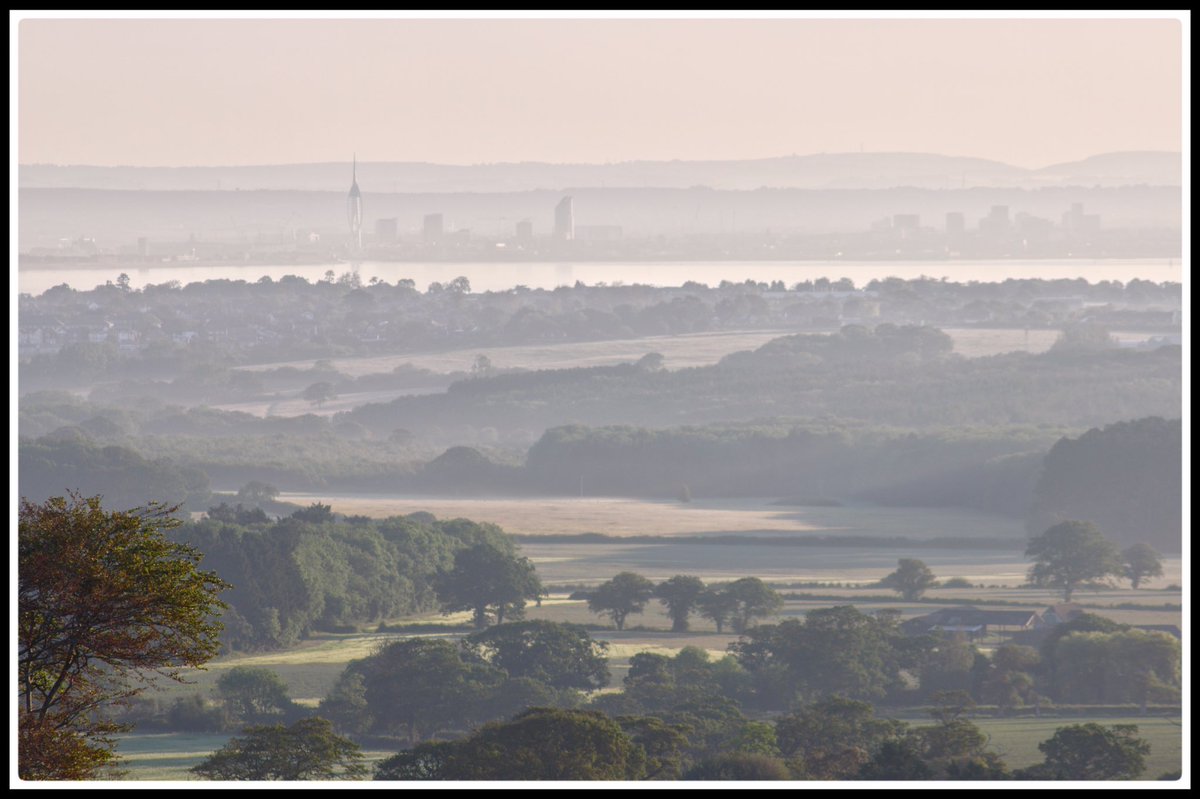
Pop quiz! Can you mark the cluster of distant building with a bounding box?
[367,196,622,250]
[18,162,1178,264]
[871,202,1103,255]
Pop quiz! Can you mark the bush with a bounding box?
[167,694,228,732]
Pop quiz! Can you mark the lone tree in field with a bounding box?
[191,717,367,780]
[655,575,707,632]
[588,572,656,631]
[1122,543,1164,590]
[1025,520,1124,601]
[19,495,229,780]
[303,381,337,407]
[880,558,938,601]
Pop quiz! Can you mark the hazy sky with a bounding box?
[17,17,1184,168]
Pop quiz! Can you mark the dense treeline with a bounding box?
[1028,417,1182,552]
[19,275,1181,395]
[524,422,1054,514]
[20,406,1180,549]
[344,326,1181,436]
[169,510,522,651]
[18,434,212,511]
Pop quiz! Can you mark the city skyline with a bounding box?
[16,16,1185,169]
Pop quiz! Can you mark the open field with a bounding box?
[917,716,1183,778]
[280,494,1031,542]
[109,712,1182,781]
[211,386,443,418]
[110,732,396,781]
[238,329,794,378]
[238,327,1168,380]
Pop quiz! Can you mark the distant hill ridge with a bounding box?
[19,151,1181,193]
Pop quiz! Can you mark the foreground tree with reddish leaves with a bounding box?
[18,495,229,780]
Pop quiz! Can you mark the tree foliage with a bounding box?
[336,638,506,742]
[1028,417,1181,553]
[696,584,740,634]
[684,752,793,780]
[655,575,707,632]
[1030,723,1150,780]
[978,645,1041,711]
[303,381,337,407]
[395,708,647,781]
[190,717,367,780]
[880,558,938,601]
[724,577,785,634]
[216,666,297,725]
[374,741,459,780]
[775,697,907,779]
[1049,630,1180,706]
[731,606,915,707]
[1025,520,1125,600]
[435,542,543,628]
[588,572,656,630]
[462,620,610,691]
[19,494,229,780]
[1122,543,1164,589]
[175,512,515,650]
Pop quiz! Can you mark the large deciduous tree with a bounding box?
[775,697,907,779]
[696,584,740,634]
[1122,543,1164,590]
[725,577,785,633]
[191,717,367,780]
[216,666,297,725]
[1025,520,1124,601]
[430,708,646,780]
[1049,630,1180,707]
[333,638,506,742]
[731,606,907,705]
[655,575,707,632]
[462,620,610,691]
[588,572,656,631]
[19,495,229,780]
[303,381,337,407]
[880,558,938,601]
[1028,723,1150,780]
[435,543,543,629]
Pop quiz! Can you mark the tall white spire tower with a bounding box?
[347,155,363,250]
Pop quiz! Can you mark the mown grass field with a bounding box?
[282,494,1033,541]
[110,715,1181,781]
[239,329,795,378]
[110,732,396,782]
[238,327,1163,379]
[912,716,1183,778]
